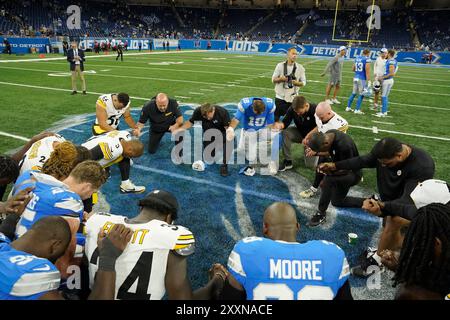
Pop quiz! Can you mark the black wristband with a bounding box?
[98,237,122,272]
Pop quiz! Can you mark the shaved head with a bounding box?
[155,93,169,112]
[315,101,334,122]
[263,202,299,242]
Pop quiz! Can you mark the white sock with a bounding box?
[310,186,318,192]
[121,179,130,184]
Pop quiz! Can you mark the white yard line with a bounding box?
[0,130,29,141]
[371,120,395,125]
[350,125,450,141]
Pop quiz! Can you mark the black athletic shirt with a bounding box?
[138,98,182,133]
[327,130,362,177]
[335,144,435,204]
[282,103,317,138]
[189,105,230,132]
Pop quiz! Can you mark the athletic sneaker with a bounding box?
[331,98,341,104]
[326,99,334,105]
[120,180,146,194]
[299,186,318,198]
[375,112,387,118]
[353,110,365,115]
[345,107,353,112]
[278,160,293,172]
[308,211,326,227]
[351,247,384,277]
[267,161,278,175]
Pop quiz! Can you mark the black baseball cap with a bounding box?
[138,189,179,215]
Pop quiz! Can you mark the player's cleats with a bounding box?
[299,186,318,198]
[120,180,146,194]
[220,164,229,177]
[331,98,341,104]
[267,161,278,175]
[308,211,326,227]
[345,107,353,112]
[278,160,293,172]
[351,247,384,278]
[326,99,334,105]
[375,112,387,117]
[353,110,365,115]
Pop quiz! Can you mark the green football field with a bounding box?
[1,49,449,190]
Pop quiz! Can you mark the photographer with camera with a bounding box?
[272,47,306,121]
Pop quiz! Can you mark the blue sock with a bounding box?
[347,93,356,108]
[355,95,364,111]
[382,96,388,113]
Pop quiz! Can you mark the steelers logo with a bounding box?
[397,170,402,176]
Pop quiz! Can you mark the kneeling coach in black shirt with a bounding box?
[136,93,183,154]
[173,103,232,177]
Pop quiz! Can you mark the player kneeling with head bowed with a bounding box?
[82,130,146,193]
[213,202,352,300]
[0,216,131,300]
[84,189,227,300]
[228,97,278,176]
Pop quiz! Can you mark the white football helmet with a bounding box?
[373,80,381,93]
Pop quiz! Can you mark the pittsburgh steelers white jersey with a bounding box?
[84,213,195,300]
[18,134,66,174]
[315,112,348,133]
[95,94,130,129]
[82,130,131,167]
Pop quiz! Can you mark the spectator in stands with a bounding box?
[67,41,86,95]
[62,41,69,56]
[321,46,346,105]
[271,47,306,121]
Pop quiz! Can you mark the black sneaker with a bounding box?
[351,248,384,278]
[278,160,293,172]
[308,211,326,227]
[220,164,229,177]
[82,91,87,95]
[71,91,77,95]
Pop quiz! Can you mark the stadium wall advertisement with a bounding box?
[2,37,450,65]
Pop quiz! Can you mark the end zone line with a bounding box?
[133,164,378,223]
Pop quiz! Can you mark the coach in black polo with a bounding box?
[173,103,232,176]
[136,93,183,154]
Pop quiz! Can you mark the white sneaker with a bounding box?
[375,112,387,118]
[299,187,318,198]
[267,161,278,175]
[345,107,353,112]
[120,180,146,193]
[326,99,334,105]
[332,98,341,104]
[353,110,365,115]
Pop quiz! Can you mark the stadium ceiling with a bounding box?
[123,0,450,9]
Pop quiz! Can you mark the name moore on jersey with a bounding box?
[227,237,350,300]
[84,212,195,300]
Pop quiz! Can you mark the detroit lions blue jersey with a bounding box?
[0,238,60,300]
[384,58,398,80]
[354,55,371,80]
[235,97,276,131]
[13,171,84,239]
[227,237,350,300]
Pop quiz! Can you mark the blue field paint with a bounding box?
[58,105,383,296]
